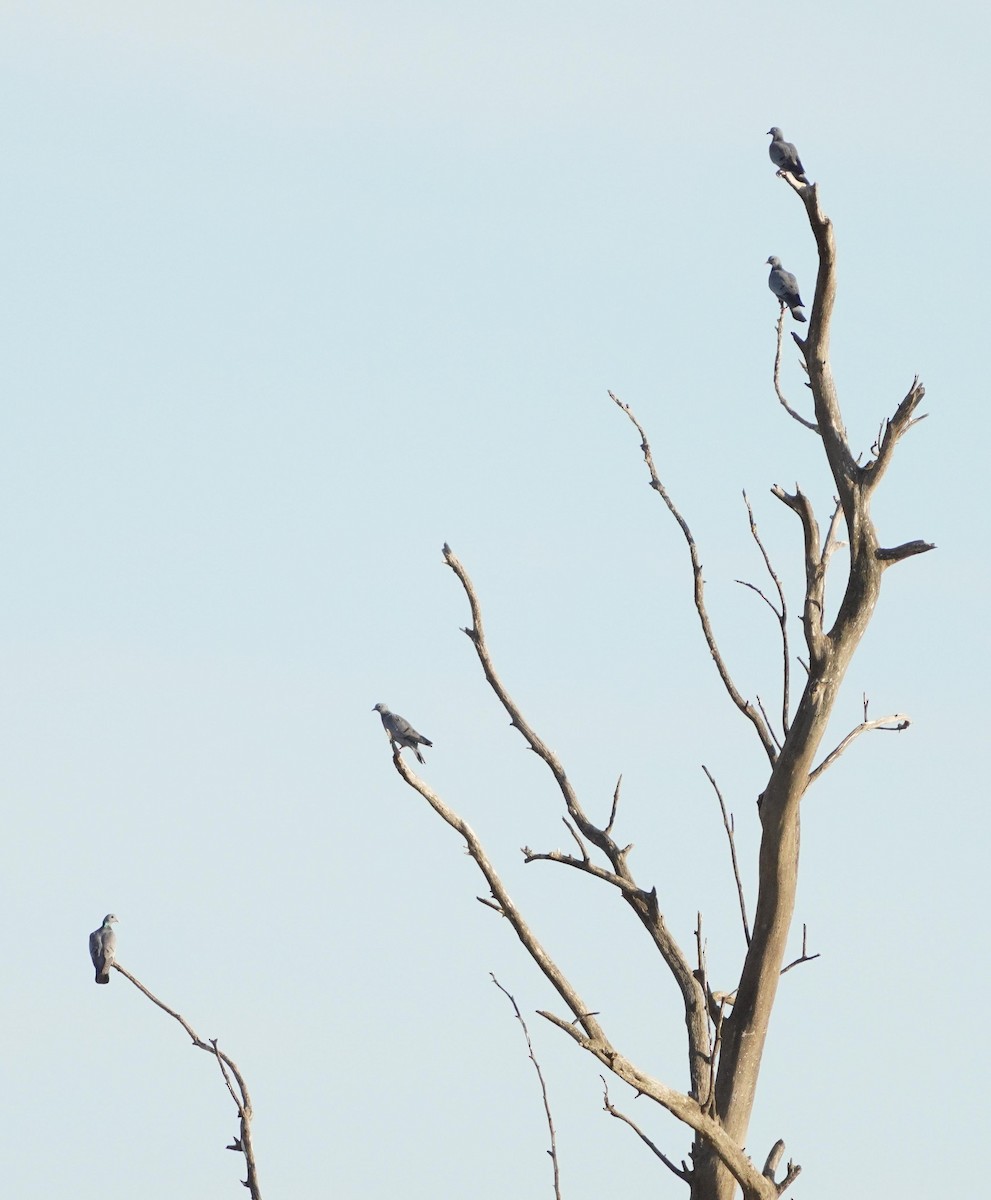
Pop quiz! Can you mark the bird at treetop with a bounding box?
[767,127,810,184]
[373,703,433,764]
[89,914,118,985]
[767,256,807,323]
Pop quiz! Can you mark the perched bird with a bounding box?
[373,703,433,764]
[767,256,807,323]
[89,914,119,985]
[767,127,810,184]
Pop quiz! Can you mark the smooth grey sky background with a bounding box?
[2,2,986,1197]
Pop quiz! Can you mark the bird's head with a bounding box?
[372,703,387,713]
[103,914,119,926]
[767,256,781,267]
[767,127,783,138]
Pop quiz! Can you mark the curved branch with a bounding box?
[522,846,638,895]
[388,749,777,1196]
[762,1138,802,1196]
[875,540,936,564]
[807,713,910,785]
[601,1076,690,1183]
[112,963,262,1200]
[492,976,562,1200]
[390,748,608,1046]
[771,311,818,432]
[441,543,709,1087]
[608,395,778,764]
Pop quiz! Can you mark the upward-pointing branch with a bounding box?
[607,393,778,765]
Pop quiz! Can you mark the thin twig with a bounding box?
[521,847,637,895]
[561,816,591,864]
[112,962,262,1200]
[492,976,562,1200]
[780,924,821,976]
[608,395,778,764]
[754,696,782,753]
[772,310,818,431]
[702,767,750,945]
[743,491,792,735]
[600,1077,690,1182]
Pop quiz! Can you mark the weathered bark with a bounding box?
[687,177,930,1200]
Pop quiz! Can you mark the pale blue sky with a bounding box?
[1,3,985,1197]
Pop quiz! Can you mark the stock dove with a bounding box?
[767,257,807,323]
[767,128,810,184]
[373,703,433,764]
[89,914,118,985]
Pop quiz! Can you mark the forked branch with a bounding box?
[607,393,778,764]
[601,1076,690,1183]
[808,713,910,786]
[492,976,562,1200]
[387,749,777,1196]
[112,962,262,1200]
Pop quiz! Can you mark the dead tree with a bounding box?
[383,159,931,1199]
[112,961,263,1200]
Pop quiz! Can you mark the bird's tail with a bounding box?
[791,307,807,323]
[414,747,426,764]
[96,971,109,984]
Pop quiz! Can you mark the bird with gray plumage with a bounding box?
[767,256,807,323]
[767,127,809,184]
[373,703,433,763]
[89,914,118,985]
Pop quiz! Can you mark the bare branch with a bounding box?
[754,696,782,753]
[743,491,792,735]
[600,1076,690,1183]
[770,484,828,668]
[762,1138,785,1178]
[112,963,262,1200]
[771,310,818,431]
[808,714,911,785]
[390,749,608,1047]
[605,775,622,835]
[608,395,778,764]
[776,1161,802,1195]
[522,846,637,895]
[561,816,591,864]
[780,924,821,976]
[440,542,711,1099]
[702,766,750,945]
[762,1135,803,1195]
[875,539,936,563]
[491,976,562,1200]
[383,752,776,1196]
[865,377,928,491]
